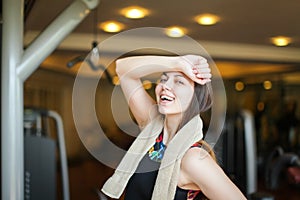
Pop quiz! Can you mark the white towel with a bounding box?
[101,115,203,200]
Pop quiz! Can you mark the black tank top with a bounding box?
[124,154,189,200]
[124,132,202,200]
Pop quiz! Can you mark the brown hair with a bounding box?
[183,82,216,160]
[178,82,213,131]
[175,82,215,200]
[197,139,216,161]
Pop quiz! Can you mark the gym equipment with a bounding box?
[265,146,300,190]
[1,0,99,199]
[24,108,70,200]
[216,110,257,197]
[287,167,300,185]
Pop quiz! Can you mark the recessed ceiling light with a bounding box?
[194,13,220,25]
[99,21,125,33]
[263,80,272,90]
[235,81,245,91]
[120,6,149,19]
[165,26,187,38]
[270,36,292,47]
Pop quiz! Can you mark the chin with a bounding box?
[158,107,181,116]
[158,106,170,115]
[158,107,167,115]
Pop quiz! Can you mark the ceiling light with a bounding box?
[257,102,265,112]
[120,6,149,19]
[165,26,187,38]
[235,81,245,91]
[195,14,220,25]
[271,36,292,47]
[263,80,272,90]
[99,21,125,33]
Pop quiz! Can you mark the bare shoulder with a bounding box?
[179,147,218,192]
[180,147,247,199]
[182,147,217,169]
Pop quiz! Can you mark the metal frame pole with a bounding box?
[1,0,99,199]
[241,110,257,195]
[18,0,100,81]
[2,0,24,199]
[48,110,70,200]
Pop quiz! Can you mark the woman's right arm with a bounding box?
[116,56,179,128]
[115,55,211,128]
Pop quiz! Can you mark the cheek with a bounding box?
[179,89,194,107]
[155,85,162,100]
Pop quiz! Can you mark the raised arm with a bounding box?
[115,55,211,128]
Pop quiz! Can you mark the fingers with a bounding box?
[198,78,211,85]
[192,62,210,73]
[194,74,212,85]
[194,68,211,76]
[181,55,206,65]
[178,55,212,84]
[196,56,208,65]
[191,58,212,85]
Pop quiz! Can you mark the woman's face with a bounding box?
[155,72,195,116]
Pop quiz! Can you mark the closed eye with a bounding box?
[160,78,167,83]
[159,74,168,83]
[175,80,184,85]
[174,76,187,85]
[174,74,189,85]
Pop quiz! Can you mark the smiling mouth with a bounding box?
[160,95,174,102]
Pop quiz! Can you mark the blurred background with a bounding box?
[2,0,300,199]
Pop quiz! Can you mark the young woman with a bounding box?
[101,55,246,200]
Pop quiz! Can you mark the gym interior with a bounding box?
[1,0,300,199]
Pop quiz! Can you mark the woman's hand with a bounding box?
[176,55,212,85]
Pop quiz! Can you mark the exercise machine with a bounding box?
[216,110,257,197]
[24,108,69,200]
[265,146,300,190]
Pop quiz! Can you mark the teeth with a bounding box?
[161,95,174,101]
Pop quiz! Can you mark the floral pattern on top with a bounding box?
[187,190,201,200]
[148,132,203,200]
[148,132,166,162]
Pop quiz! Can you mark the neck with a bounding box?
[163,114,183,144]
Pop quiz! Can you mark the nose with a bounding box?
[162,80,172,91]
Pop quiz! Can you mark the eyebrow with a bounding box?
[162,72,185,78]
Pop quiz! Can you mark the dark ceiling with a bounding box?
[24,0,300,48]
[2,0,297,80]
